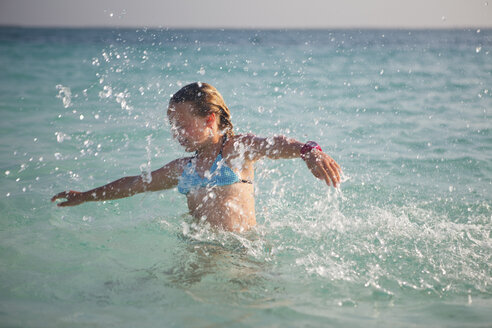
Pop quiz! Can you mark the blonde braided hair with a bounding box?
[169,82,234,138]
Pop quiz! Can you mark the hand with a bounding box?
[51,190,87,207]
[303,150,342,187]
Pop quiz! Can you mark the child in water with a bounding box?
[52,82,342,232]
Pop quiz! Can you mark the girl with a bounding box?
[52,82,342,232]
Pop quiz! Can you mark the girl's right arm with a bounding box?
[51,157,190,207]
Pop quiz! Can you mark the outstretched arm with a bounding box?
[51,157,189,207]
[235,134,342,187]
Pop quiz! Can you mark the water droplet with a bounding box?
[82,216,93,222]
[99,85,112,98]
[55,132,71,143]
[182,222,189,235]
[56,85,72,108]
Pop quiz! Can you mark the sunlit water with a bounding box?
[0,28,491,327]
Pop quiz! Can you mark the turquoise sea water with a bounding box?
[0,27,491,327]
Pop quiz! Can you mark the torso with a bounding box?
[178,135,257,232]
[186,182,256,231]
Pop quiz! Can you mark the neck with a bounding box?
[195,133,224,159]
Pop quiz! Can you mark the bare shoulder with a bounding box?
[153,156,192,177]
[223,134,269,162]
[146,156,192,191]
[229,133,257,145]
[168,156,192,170]
[223,134,254,153]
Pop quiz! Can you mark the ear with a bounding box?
[206,113,216,127]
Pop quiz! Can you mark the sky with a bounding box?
[0,0,491,29]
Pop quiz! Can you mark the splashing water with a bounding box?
[56,84,72,108]
[0,28,491,327]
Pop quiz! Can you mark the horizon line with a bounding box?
[1,24,491,31]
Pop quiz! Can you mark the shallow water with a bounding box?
[0,27,491,327]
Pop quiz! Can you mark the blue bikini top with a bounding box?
[177,137,252,195]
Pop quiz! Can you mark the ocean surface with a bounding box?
[0,27,491,327]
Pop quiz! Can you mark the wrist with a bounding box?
[80,191,92,202]
[300,141,322,160]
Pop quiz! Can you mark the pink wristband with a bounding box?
[300,141,322,160]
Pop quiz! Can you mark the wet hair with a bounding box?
[169,82,234,137]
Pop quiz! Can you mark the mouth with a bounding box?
[176,136,196,151]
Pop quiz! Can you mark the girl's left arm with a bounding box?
[236,135,342,187]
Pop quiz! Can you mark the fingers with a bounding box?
[321,163,340,187]
[325,156,342,187]
[323,164,337,187]
[332,159,342,174]
[51,194,67,206]
[327,159,341,186]
[318,165,332,186]
[309,160,333,187]
[51,191,68,202]
[309,154,342,187]
[52,196,75,207]
[51,190,79,204]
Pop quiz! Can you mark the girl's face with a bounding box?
[167,102,213,152]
